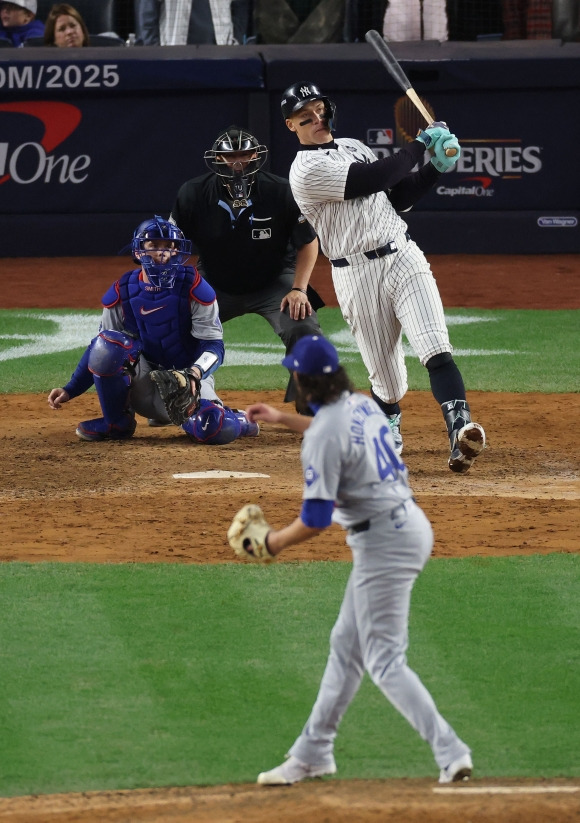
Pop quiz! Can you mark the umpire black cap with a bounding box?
[281,81,337,130]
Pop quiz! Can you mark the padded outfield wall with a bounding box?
[0,40,578,256]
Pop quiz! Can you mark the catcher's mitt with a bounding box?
[150,368,201,425]
[227,504,274,562]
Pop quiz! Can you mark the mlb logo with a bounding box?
[252,228,271,240]
[367,129,393,146]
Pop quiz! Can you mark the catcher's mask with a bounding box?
[203,126,267,202]
[281,81,337,132]
[131,216,192,289]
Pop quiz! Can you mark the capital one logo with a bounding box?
[0,101,89,186]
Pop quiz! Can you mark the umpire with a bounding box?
[170,125,324,408]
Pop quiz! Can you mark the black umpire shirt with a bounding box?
[171,171,317,295]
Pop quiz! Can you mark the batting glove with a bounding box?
[429,120,450,131]
[431,133,461,172]
[415,126,448,149]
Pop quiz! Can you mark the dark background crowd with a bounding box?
[0,0,578,48]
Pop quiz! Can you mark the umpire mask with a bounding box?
[204,126,268,204]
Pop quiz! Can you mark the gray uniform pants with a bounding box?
[289,500,471,770]
[213,272,322,354]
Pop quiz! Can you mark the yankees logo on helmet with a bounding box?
[281,81,337,131]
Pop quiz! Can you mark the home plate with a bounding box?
[173,471,270,479]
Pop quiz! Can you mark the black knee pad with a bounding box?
[425,352,453,371]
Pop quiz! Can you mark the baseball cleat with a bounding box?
[438,752,473,784]
[448,423,486,473]
[76,415,136,442]
[257,755,337,785]
[387,413,403,455]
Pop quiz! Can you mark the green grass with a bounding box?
[1,556,578,797]
[0,307,578,393]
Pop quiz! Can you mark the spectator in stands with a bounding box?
[0,0,44,46]
[254,0,344,42]
[502,0,553,39]
[43,3,89,46]
[383,0,448,41]
[135,0,237,44]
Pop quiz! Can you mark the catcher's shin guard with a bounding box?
[87,330,139,430]
[442,400,486,473]
[91,373,132,426]
[232,409,259,437]
[182,403,259,444]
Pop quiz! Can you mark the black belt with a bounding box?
[330,233,410,268]
[348,498,415,535]
[349,519,370,534]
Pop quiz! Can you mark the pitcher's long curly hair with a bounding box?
[295,366,354,411]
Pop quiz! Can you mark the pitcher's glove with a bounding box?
[227,504,274,562]
[150,368,201,425]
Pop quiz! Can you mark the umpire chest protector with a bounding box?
[102,268,215,369]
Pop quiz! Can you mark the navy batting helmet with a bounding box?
[281,81,336,130]
[131,216,191,289]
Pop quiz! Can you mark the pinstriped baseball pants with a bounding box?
[332,234,452,404]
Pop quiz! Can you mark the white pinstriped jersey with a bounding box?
[289,138,409,260]
[288,138,452,404]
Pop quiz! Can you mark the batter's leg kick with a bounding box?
[369,353,485,470]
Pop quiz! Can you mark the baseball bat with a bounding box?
[364,29,457,157]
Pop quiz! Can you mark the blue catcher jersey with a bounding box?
[102,266,219,369]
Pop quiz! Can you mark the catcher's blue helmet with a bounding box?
[131,216,192,289]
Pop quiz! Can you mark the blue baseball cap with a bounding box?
[281,335,339,375]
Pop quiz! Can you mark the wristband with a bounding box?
[291,287,307,295]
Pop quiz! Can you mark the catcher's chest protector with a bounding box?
[119,271,199,368]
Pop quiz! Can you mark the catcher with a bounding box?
[228,334,473,785]
[47,216,258,444]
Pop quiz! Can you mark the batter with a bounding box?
[281,81,486,472]
[243,334,473,785]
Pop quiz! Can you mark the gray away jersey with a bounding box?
[301,392,414,529]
